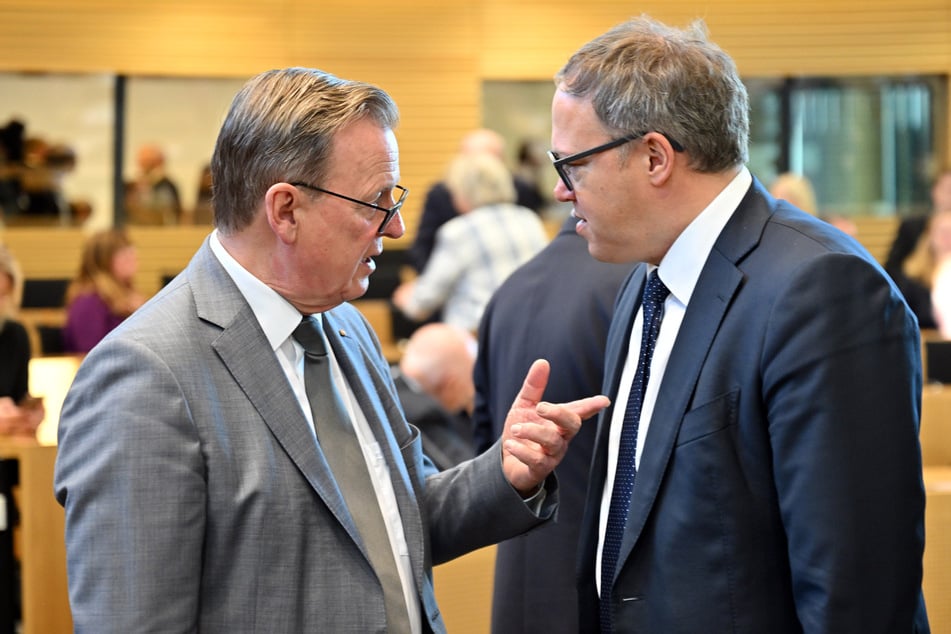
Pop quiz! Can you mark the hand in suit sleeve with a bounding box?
[763,253,925,631]
[500,359,610,496]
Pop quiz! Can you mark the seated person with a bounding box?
[390,322,478,470]
[0,243,43,634]
[891,207,951,331]
[124,144,183,225]
[0,243,44,434]
[886,168,951,279]
[63,230,146,353]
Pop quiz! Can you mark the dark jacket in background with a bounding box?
[473,216,632,633]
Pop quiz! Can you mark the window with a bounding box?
[748,76,947,218]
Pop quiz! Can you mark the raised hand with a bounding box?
[501,359,610,495]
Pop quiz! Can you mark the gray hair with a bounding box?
[445,153,517,210]
[555,15,749,172]
[211,67,400,233]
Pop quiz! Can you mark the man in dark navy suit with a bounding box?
[552,15,929,633]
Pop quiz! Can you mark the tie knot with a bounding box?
[293,317,329,357]
[644,270,670,306]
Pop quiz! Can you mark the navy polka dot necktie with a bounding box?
[600,269,670,633]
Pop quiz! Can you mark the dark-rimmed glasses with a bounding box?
[290,182,409,234]
[547,132,684,191]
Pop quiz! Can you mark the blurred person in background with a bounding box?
[887,168,951,277]
[391,322,478,470]
[769,171,856,236]
[890,207,951,332]
[125,143,183,225]
[392,152,549,334]
[407,128,545,274]
[0,243,44,435]
[473,215,632,633]
[62,229,145,353]
[0,243,43,634]
[190,162,215,225]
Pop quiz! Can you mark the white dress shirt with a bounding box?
[596,168,753,594]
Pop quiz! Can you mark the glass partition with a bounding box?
[2,72,947,231]
[124,76,246,226]
[0,72,114,228]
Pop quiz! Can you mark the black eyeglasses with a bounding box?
[290,182,409,234]
[547,131,684,191]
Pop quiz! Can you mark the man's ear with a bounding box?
[644,132,677,186]
[265,183,304,244]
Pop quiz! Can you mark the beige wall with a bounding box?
[1,0,950,239]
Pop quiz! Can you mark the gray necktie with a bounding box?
[293,316,412,633]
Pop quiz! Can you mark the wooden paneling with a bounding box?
[0,226,211,297]
[126,226,209,295]
[480,0,951,79]
[1,0,949,229]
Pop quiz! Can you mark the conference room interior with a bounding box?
[2,1,951,632]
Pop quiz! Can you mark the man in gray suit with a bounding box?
[53,67,608,633]
[549,16,929,634]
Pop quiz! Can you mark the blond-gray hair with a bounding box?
[445,153,516,210]
[211,67,400,233]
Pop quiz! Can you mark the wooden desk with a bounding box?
[0,438,71,634]
[923,466,951,634]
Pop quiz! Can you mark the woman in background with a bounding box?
[62,229,145,353]
[0,243,43,634]
[0,243,43,434]
[897,207,951,333]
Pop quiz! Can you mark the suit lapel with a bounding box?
[188,241,360,540]
[612,180,772,574]
[614,251,743,569]
[589,269,644,505]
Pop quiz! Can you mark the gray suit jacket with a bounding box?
[55,239,555,633]
[578,179,929,633]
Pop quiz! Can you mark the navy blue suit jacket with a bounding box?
[474,216,632,633]
[579,179,929,633]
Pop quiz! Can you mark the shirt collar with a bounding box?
[209,229,308,351]
[657,166,752,306]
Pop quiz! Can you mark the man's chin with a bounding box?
[343,278,371,303]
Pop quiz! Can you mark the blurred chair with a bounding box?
[20,279,67,309]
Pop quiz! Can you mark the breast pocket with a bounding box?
[675,388,739,447]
